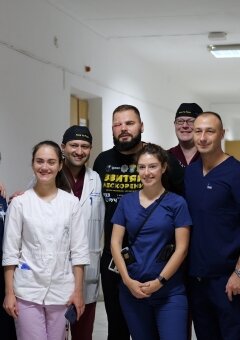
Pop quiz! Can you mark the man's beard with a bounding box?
[113,132,142,152]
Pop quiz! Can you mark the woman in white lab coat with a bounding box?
[2,140,89,340]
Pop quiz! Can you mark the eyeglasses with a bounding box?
[175,118,195,126]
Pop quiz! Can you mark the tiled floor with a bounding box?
[93,301,197,340]
[92,301,108,339]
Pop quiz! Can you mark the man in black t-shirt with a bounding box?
[93,104,184,340]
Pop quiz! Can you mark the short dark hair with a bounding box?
[196,111,223,129]
[112,105,141,119]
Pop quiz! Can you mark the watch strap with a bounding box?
[157,275,167,285]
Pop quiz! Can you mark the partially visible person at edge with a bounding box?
[0,187,17,340]
[111,143,191,340]
[185,112,240,340]
[61,125,105,340]
[93,104,184,340]
[2,141,89,340]
[169,103,202,168]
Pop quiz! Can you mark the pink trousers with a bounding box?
[15,298,68,340]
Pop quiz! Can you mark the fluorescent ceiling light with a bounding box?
[208,44,240,58]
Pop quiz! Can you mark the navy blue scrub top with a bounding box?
[112,191,192,296]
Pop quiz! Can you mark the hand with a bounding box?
[0,183,6,198]
[67,291,85,320]
[225,272,240,301]
[8,191,24,204]
[140,279,162,295]
[3,293,18,318]
[125,278,151,299]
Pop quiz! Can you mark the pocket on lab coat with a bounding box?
[14,266,35,291]
[84,252,100,283]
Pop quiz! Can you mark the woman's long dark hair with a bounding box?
[32,140,71,192]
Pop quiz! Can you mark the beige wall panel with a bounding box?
[70,95,78,125]
[79,100,88,126]
[225,140,240,160]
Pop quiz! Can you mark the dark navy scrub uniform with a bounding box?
[185,157,240,340]
[112,191,192,340]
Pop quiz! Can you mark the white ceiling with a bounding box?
[47,0,240,103]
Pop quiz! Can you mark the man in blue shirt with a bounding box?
[185,112,240,340]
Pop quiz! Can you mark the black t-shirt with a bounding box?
[93,146,184,253]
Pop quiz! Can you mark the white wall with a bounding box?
[0,44,68,191]
[0,0,208,195]
[210,103,240,141]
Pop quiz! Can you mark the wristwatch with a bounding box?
[157,275,167,286]
[234,268,240,278]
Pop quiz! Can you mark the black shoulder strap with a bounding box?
[129,191,168,247]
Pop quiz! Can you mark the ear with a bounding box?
[141,122,144,133]
[59,162,63,172]
[162,162,167,174]
[221,129,225,140]
[61,144,66,159]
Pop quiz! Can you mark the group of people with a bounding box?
[1,103,240,340]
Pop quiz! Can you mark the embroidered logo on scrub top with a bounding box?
[207,183,212,189]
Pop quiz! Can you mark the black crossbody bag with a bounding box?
[108,191,168,273]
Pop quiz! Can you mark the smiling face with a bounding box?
[174,116,195,144]
[32,145,62,185]
[137,153,167,188]
[112,109,143,152]
[61,139,91,170]
[193,113,224,156]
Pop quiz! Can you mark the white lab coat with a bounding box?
[80,168,105,304]
[24,167,105,304]
[2,189,90,305]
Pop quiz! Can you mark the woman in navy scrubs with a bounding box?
[111,143,191,340]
